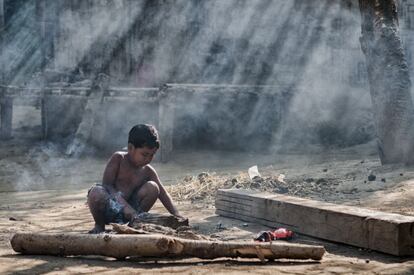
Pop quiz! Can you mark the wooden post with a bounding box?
[36,0,56,72]
[37,0,57,140]
[0,92,13,139]
[158,85,175,163]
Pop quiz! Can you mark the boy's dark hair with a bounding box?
[128,124,160,149]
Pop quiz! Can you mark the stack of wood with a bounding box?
[10,212,325,261]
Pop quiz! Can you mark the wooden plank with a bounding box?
[215,201,253,214]
[216,194,255,206]
[215,189,414,256]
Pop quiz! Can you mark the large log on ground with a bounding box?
[10,233,325,261]
[215,189,414,256]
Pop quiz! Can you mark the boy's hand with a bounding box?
[174,214,187,221]
[113,191,125,202]
[130,213,142,223]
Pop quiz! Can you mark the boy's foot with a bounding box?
[88,224,105,234]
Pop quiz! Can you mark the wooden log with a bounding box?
[111,223,208,240]
[131,212,189,229]
[10,233,325,261]
[215,189,414,256]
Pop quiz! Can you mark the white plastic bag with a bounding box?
[248,165,261,179]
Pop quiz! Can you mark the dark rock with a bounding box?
[316,178,328,185]
[305,178,314,183]
[323,168,328,172]
[198,172,209,179]
[368,174,376,181]
[277,186,289,194]
[253,176,263,182]
[250,181,261,188]
[381,178,386,182]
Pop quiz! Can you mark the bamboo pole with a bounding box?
[11,233,325,261]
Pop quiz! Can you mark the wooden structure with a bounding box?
[215,189,414,256]
[11,232,325,261]
[0,83,291,161]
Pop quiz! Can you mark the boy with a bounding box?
[87,124,184,233]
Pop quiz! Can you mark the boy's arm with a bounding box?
[102,153,121,194]
[147,165,184,218]
[102,153,137,220]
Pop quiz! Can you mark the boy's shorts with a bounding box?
[87,184,143,224]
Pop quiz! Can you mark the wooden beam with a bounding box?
[215,189,414,256]
[0,85,160,100]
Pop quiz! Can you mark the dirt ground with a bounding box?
[1,137,414,274]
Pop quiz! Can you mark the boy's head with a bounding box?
[128,124,160,149]
[127,124,160,166]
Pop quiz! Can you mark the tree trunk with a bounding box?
[11,233,325,261]
[359,0,414,165]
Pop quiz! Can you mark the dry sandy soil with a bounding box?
[1,136,414,274]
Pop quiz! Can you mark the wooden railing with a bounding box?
[0,84,291,161]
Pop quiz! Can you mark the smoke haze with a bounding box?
[1,0,414,190]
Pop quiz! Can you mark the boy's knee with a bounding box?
[143,181,160,196]
[88,185,109,202]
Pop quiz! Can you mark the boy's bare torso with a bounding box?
[107,152,151,199]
